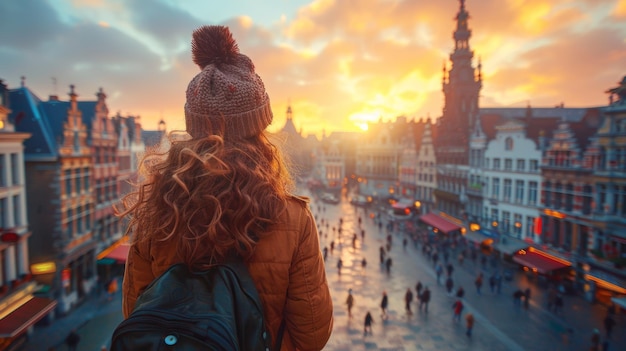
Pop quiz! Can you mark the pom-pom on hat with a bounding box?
[185,25,273,139]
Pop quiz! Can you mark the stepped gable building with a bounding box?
[433,0,482,218]
[9,81,98,314]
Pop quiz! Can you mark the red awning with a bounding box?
[105,243,131,264]
[419,213,461,234]
[513,249,571,274]
[0,297,57,337]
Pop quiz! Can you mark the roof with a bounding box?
[8,87,58,159]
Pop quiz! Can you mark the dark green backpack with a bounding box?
[111,260,283,351]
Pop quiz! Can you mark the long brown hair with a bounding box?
[116,131,293,266]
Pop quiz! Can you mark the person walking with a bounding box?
[513,289,524,308]
[118,25,333,351]
[361,257,367,269]
[446,262,454,277]
[65,329,80,351]
[337,258,343,275]
[436,263,443,285]
[404,288,414,315]
[445,276,454,296]
[385,257,393,274]
[456,286,465,299]
[523,287,531,309]
[364,311,374,336]
[465,313,475,338]
[346,289,355,318]
[419,286,431,313]
[603,313,616,339]
[452,299,464,323]
[381,291,389,319]
[416,281,423,299]
[475,273,483,295]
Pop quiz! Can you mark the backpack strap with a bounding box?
[223,257,281,350]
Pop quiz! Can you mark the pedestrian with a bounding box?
[65,329,80,351]
[403,237,408,250]
[346,289,355,318]
[603,313,616,338]
[337,258,343,275]
[118,25,334,350]
[456,286,465,299]
[436,263,443,285]
[523,287,531,309]
[465,313,475,338]
[452,299,464,322]
[379,246,386,264]
[361,257,367,269]
[555,293,564,315]
[591,328,601,351]
[416,281,423,299]
[419,286,431,313]
[323,246,328,261]
[446,263,454,277]
[445,276,454,296]
[458,252,465,266]
[364,311,374,336]
[513,289,524,307]
[381,291,389,319]
[474,273,483,295]
[330,240,335,254]
[385,257,393,274]
[480,255,487,269]
[404,288,414,314]
[489,274,496,294]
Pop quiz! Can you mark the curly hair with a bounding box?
[116,131,294,267]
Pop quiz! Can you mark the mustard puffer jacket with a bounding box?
[122,195,334,351]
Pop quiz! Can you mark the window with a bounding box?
[528,181,538,206]
[65,170,72,195]
[526,216,535,240]
[0,154,5,187]
[83,168,90,191]
[515,180,524,203]
[582,184,592,215]
[517,159,525,171]
[505,137,513,150]
[492,178,500,198]
[530,160,539,172]
[565,184,574,211]
[502,211,511,233]
[554,183,563,209]
[513,214,522,237]
[493,159,501,170]
[12,195,20,226]
[75,170,81,194]
[0,198,5,228]
[504,159,512,171]
[485,158,490,169]
[10,153,19,185]
[503,179,512,201]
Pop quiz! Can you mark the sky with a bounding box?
[1,0,625,138]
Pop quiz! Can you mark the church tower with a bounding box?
[433,0,482,217]
[437,0,482,164]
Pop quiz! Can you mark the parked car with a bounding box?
[349,195,371,207]
[321,193,340,204]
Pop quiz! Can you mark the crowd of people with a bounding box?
[310,189,620,350]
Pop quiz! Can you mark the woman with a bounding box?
[118,25,333,351]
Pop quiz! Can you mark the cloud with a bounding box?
[1,0,624,138]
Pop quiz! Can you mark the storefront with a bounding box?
[513,247,573,286]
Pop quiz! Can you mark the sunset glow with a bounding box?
[1,0,624,139]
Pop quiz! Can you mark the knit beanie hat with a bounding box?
[185,26,273,139]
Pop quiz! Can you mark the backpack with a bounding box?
[110,259,283,351]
